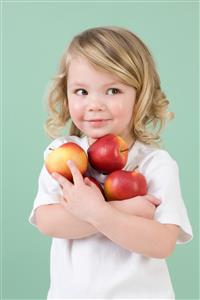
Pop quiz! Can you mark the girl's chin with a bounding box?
[86,132,112,144]
[87,131,114,140]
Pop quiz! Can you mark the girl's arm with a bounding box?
[35,203,97,239]
[35,196,158,239]
[44,161,179,257]
[89,204,180,259]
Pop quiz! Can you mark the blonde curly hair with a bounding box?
[44,26,174,146]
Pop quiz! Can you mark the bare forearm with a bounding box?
[35,201,135,239]
[35,204,98,239]
[90,204,178,258]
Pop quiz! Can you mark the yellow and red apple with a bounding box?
[45,142,88,181]
[87,134,128,174]
[104,170,147,201]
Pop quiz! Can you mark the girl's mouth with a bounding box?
[86,119,111,127]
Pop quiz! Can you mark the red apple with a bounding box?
[104,170,147,201]
[87,134,128,174]
[86,176,105,197]
[45,142,88,181]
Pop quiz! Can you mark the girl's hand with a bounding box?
[110,195,161,220]
[52,160,108,223]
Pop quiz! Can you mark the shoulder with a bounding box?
[136,141,179,177]
[43,135,88,159]
[127,140,178,174]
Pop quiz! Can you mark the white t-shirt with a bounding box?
[29,135,193,299]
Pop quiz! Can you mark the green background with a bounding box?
[1,1,199,299]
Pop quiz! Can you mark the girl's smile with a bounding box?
[67,56,137,147]
[84,118,112,127]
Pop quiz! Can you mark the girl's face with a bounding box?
[67,57,137,147]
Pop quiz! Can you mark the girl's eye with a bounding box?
[107,88,121,95]
[75,89,88,96]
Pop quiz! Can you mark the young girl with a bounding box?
[29,26,193,299]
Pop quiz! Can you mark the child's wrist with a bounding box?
[109,200,134,215]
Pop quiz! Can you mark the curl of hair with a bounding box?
[44,26,174,146]
[44,57,70,138]
[132,87,174,147]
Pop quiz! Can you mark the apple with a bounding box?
[45,142,88,181]
[104,170,147,201]
[86,176,105,197]
[87,134,128,174]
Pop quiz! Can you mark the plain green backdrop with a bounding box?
[1,1,199,299]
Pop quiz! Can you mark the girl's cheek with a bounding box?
[109,102,125,115]
[69,100,83,116]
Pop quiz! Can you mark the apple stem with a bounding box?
[133,165,139,171]
[49,147,55,151]
[120,148,129,153]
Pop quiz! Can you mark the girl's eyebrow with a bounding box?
[68,81,122,88]
[68,82,88,88]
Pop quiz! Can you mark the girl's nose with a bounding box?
[87,95,105,111]
[88,103,104,112]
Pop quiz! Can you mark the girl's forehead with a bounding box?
[67,57,122,84]
[68,56,101,72]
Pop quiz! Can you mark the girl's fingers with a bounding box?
[146,194,161,206]
[67,160,83,185]
[84,177,91,185]
[84,177,100,191]
[60,197,68,206]
[52,172,72,189]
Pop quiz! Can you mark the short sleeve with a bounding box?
[140,151,193,244]
[28,138,66,227]
[28,165,63,227]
